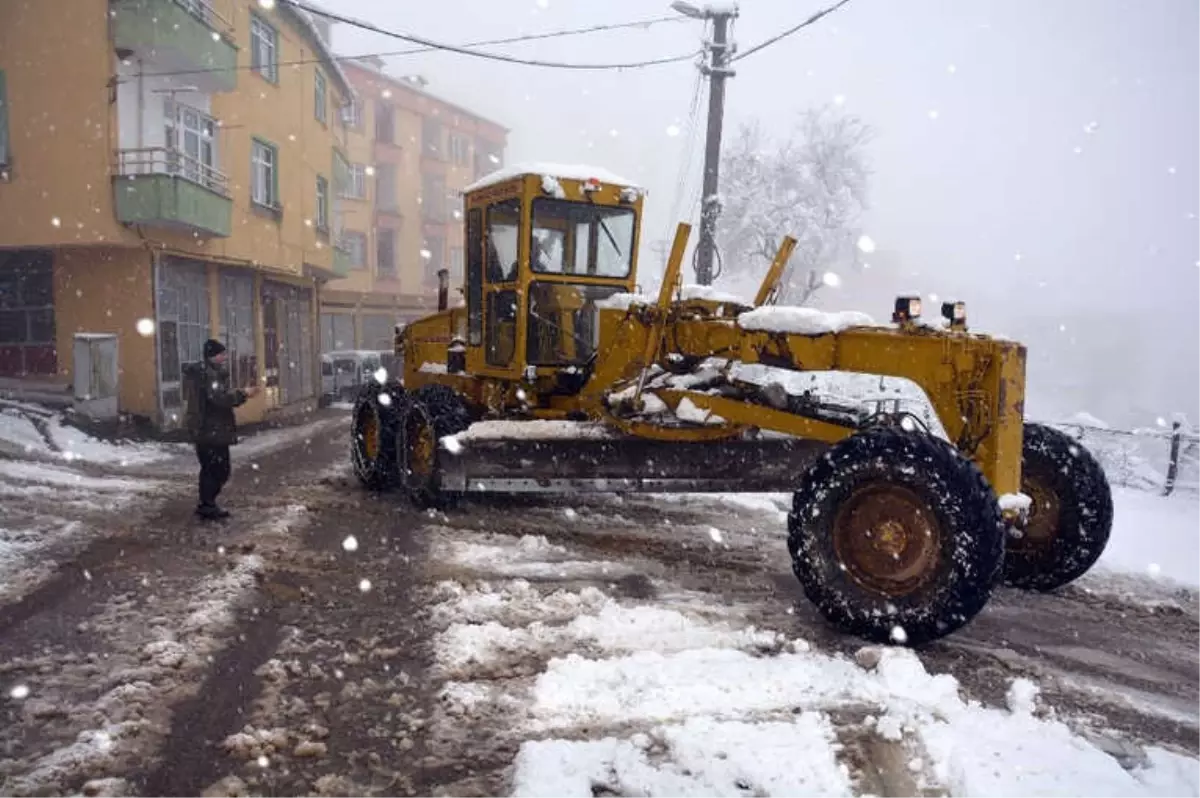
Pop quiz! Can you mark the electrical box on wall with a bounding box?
[73,333,119,421]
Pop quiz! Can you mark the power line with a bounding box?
[141,14,690,80]
[731,0,855,63]
[283,0,701,71]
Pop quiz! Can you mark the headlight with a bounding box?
[941,301,966,322]
[893,296,921,323]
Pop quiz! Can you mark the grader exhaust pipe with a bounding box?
[436,268,450,312]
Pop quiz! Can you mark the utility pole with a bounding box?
[673,2,737,286]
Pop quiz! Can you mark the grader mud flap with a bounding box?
[437,435,827,494]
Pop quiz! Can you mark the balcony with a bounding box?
[110,0,237,93]
[113,148,233,238]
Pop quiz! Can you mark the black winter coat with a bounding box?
[185,360,248,446]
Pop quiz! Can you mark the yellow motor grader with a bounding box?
[350,165,1113,644]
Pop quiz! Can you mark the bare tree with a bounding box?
[715,106,871,305]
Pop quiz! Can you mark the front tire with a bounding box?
[351,382,404,490]
[1003,423,1113,590]
[788,428,1005,645]
[397,384,471,508]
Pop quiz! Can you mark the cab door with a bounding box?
[464,194,527,380]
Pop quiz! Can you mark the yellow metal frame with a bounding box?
[396,176,1028,498]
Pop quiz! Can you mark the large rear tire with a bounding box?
[788,428,1005,645]
[351,381,404,490]
[397,384,471,508]
[1003,423,1113,591]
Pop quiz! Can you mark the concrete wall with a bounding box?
[53,247,158,417]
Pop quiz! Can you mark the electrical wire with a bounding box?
[141,14,691,80]
[283,0,702,71]
[731,0,855,63]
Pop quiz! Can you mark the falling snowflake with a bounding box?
[374,367,389,384]
[135,318,155,336]
[378,393,392,407]
[9,684,30,700]
[564,507,578,521]
[342,535,359,552]
[1073,146,1083,155]
[1013,252,1023,261]
[927,109,940,120]
[1167,166,1177,175]
[257,754,270,768]
[666,124,681,137]
[947,63,957,74]
[1147,563,1162,577]
[856,235,876,253]
[359,578,372,593]
[822,271,841,288]
[420,249,432,260]
[365,165,376,176]
[889,625,908,644]
[833,94,846,106]
[51,217,61,228]
[707,526,724,544]
[1083,121,1099,134]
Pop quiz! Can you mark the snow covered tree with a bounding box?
[715,106,872,305]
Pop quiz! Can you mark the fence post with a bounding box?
[1164,421,1182,497]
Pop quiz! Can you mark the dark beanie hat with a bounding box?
[203,339,226,359]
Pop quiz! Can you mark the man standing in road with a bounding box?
[184,339,260,520]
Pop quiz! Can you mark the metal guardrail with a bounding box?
[1051,421,1199,496]
[115,147,231,197]
[173,0,234,36]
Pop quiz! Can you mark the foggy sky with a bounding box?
[328,0,1199,426]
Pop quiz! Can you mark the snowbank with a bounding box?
[0,405,180,466]
[595,292,653,311]
[738,306,875,336]
[679,284,749,306]
[1097,488,1199,587]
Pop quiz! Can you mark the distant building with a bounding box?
[0,0,354,429]
[319,57,508,352]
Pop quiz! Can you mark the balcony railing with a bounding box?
[115,147,230,197]
[173,0,234,37]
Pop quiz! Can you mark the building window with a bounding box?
[375,102,394,144]
[250,15,278,83]
[0,250,56,377]
[339,230,367,267]
[341,98,362,128]
[422,117,443,157]
[220,272,257,390]
[315,175,329,231]
[376,163,397,210]
[377,228,396,277]
[425,235,444,280]
[422,174,446,222]
[320,312,356,353]
[251,139,278,209]
[163,101,220,191]
[314,69,327,124]
[474,146,502,180]
[339,164,366,199]
[449,134,470,166]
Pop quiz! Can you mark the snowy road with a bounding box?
[0,410,1196,796]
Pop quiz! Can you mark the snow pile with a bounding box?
[680,284,749,306]
[1094,488,1199,587]
[540,175,566,199]
[436,601,782,677]
[738,306,875,335]
[430,580,612,628]
[0,405,180,466]
[512,713,848,798]
[999,492,1033,513]
[438,537,635,582]
[447,419,615,443]
[596,292,653,311]
[466,162,641,193]
[674,397,726,426]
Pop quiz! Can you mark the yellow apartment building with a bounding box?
[0,0,354,429]
[318,57,508,353]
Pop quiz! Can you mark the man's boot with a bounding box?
[196,503,226,521]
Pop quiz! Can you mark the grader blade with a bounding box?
[438,434,826,494]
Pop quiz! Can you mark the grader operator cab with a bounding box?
[351,163,1113,645]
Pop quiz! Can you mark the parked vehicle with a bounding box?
[320,350,402,406]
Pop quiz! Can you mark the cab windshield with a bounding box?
[530,198,635,279]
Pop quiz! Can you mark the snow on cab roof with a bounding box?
[464,162,641,193]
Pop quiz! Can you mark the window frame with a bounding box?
[529,198,635,279]
[376,227,397,277]
[340,230,368,268]
[249,14,279,84]
[250,137,279,211]
[314,69,327,124]
[315,174,329,232]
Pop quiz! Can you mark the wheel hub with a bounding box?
[362,409,380,462]
[832,483,941,597]
[1012,469,1060,554]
